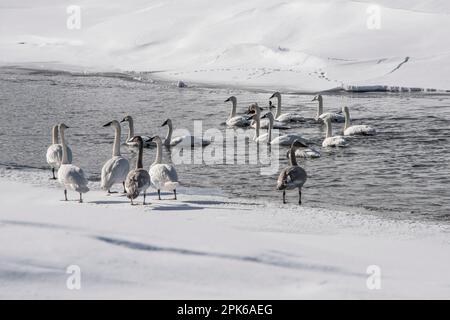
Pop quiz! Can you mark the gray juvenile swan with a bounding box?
[46,124,72,179]
[101,120,130,194]
[149,135,179,200]
[276,140,308,205]
[57,123,89,202]
[124,136,151,205]
[312,95,345,123]
[161,118,210,147]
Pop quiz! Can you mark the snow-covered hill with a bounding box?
[1,0,449,91]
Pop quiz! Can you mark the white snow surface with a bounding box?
[0,168,449,299]
[1,0,449,91]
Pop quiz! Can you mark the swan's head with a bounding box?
[128,135,143,146]
[312,94,322,102]
[245,103,262,115]
[120,115,132,123]
[59,123,70,130]
[103,120,119,128]
[224,96,237,104]
[269,92,281,100]
[149,135,163,144]
[161,119,172,127]
[342,106,349,113]
[291,139,308,150]
[261,112,274,120]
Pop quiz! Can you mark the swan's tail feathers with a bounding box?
[126,179,140,200]
[164,181,179,191]
[75,184,90,194]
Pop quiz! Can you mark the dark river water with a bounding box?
[1,67,450,221]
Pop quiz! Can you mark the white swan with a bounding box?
[322,117,348,147]
[101,120,130,194]
[162,118,211,147]
[124,136,151,205]
[57,123,89,202]
[342,106,376,136]
[313,95,345,123]
[277,140,308,205]
[120,115,154,147]
[269,92,304,122]
[247,104,270,143]
[224,96,251,127]
[149,136,179,200]
[251,102,290,130]
[46,124,72,179]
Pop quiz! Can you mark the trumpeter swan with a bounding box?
[251,102,290,130]
[269,92,304,122]
[224,96,251,127]
[120,115,154,147]
[46,124,72,179]
[124,136,151,205]
[285,140,321,159]
[57,123,89,202]
[148,135,179,200]
[100,120,130,194]
[276,140,308,205]
[161,118,211,147]
[342,106,376,136]
[322,117,348,147]
[312,95,345,123]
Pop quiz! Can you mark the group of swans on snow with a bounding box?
[46,120,180,205]
[46,92,376,206]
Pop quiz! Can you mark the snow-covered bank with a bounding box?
[1,0,449,92]
[0,169,449,299]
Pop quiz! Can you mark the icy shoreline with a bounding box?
[0,169,449,299]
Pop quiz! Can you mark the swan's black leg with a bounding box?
[158,189,161,200]
[174,189,177,200]
[51,168,56,180]
[143,192,147,205]
[122,182,126,194]
[64,189,68,201]
[298,188,302,205]
[283,190,286,204]
[79,193,83,203]
[130,198,134,205]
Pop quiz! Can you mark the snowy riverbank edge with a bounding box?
[0,168,449,299]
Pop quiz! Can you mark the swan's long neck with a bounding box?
[267,115,273,142]
[112,123,121,157]
[325,120,332,138]
[229,99,237,119]
[52,125,58,144]
[275,95,281,118]
[289,147,298,166]
[316,97,323,118]
[127,118,135,141]
[136,141,143,169]
[253,111,261,140]
[60,126,69,165]
[164,121,173,146]
[344,108,351,130]
[154,139,162,165]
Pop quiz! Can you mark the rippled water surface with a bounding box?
[1,67,450,221]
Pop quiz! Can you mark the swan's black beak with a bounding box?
[269,93,276,99]
[161,120,168,127]
[103,121,112,127]
[311,96,317,101]
[149,136,156,142]
[224,97,230,102]
[120,119,126,123]
[261,113,268,119]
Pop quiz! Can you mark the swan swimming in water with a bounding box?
[251,102,290,130]
[224,96,251,127]
[269,92,304,123]
[322,116,349,147]
[124,136,151,205]
[120,115,153,147]
[100,120,130,194]
[313,95,345,123]
[57,123,89,202]
[286,140,321,159]
[161,118,211,147]
[342,106,376,136]
[46,124,72,179]
[149,135,179,200]
[277,140,308,205]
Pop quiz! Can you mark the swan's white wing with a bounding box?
[255,133,269,143]
[295,147,321,158]
[271,134,308,146]
[322,136,348,147]
[227,116,250,127]
[344,125,376,136]
[150,164,179,191]
[46,144,63,168]
[58,164,89,193]
[252,119,290,130]
[101,156,130,190]
[170,135,210,147]
[276,113,304,123]
[319,112,345,123]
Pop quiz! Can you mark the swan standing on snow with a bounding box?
[269,92,304,122]
[57,123,89,202]
[124,136,151,205]
[149,135,179,200]
[342,106,376,136]
[120,115,153,147]
[322,117,348,147]
[312,95,345,123]
[277,140,308,205]
[224,96,250,127]
[46,124,72,179]
[100,120,130,194]
[161,118,210,147]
